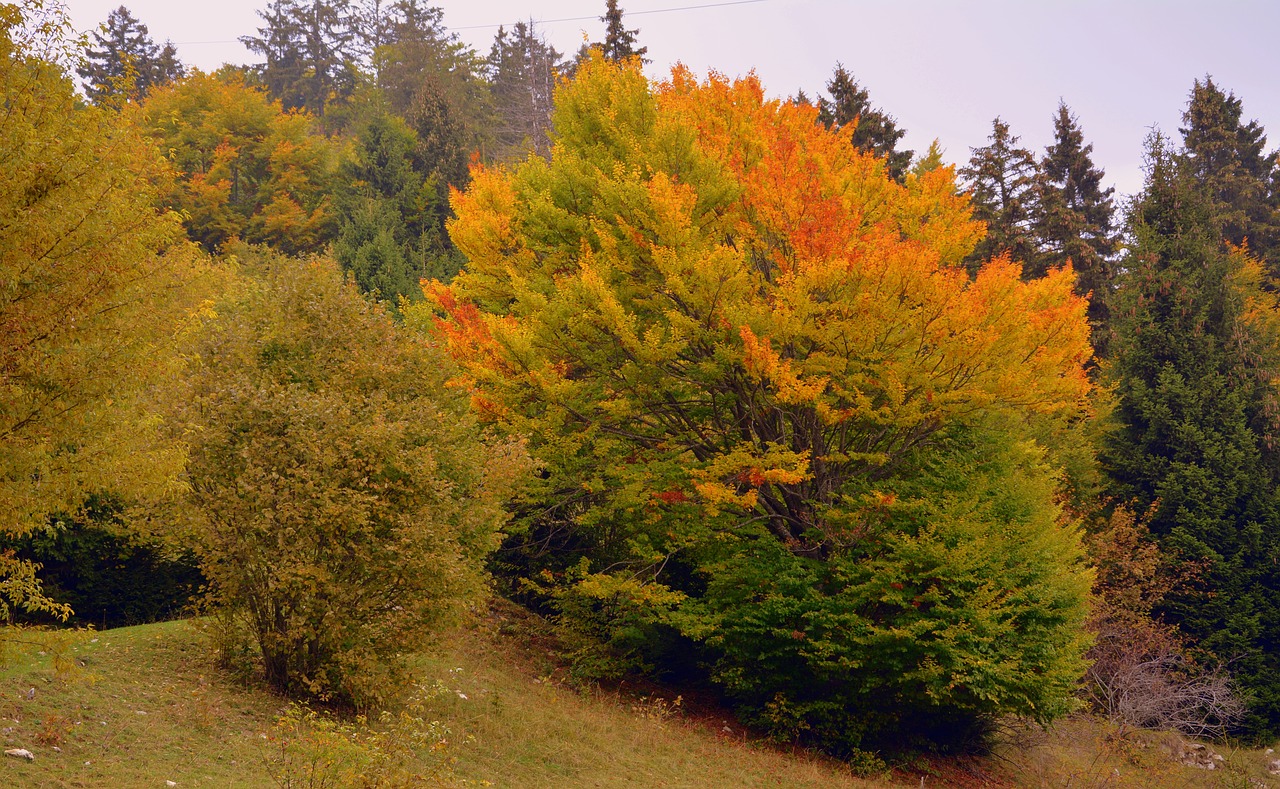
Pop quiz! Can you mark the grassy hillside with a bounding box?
[0,609,1278,788]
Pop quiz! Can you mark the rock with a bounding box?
[1214,754,1225,762]
[23,688,34,701]
[167,782,177,787]
[1269,758,1280,775]
[5,748,34,761]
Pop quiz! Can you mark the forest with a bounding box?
[6,0,1280,776]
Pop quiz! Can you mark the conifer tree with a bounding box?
[816,64,912,181]
[1037,102,1118,353]
[487,21,562,160]
[599,0,647,63]
[961,117,1043,276]
[1179,77,1280,274]
[77,6,183,102]
[1105,133,1280,738]
[241,0,359,116]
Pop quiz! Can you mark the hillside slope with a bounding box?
[0,612,1276,788]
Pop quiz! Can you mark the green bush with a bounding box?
[176,251,528,709]
[679,427,1092,753]
[2,496,202,628]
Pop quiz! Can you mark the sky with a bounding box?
[59,0,1280,198]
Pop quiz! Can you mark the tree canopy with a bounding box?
[77,5,183,102]
[431,55,1094,751]
[1,4,210,618]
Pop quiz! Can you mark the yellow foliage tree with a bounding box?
[0,2,212,618]
[431,55,1095,751]
[140,70,343,255]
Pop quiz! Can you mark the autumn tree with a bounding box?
[1,1,210,617]
[962,117,1044,276]
[816,64,912,181]
[176,250,526,709]
[1036,102,1118,353]
[1104,133,1280,738]
[433,56,1094,752]
[140,70,343,254]
[77,5,183,102]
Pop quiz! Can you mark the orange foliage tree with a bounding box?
[431,55,1096,751]
[139,70,343,255]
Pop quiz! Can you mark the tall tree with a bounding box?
[1037,102,1118,353]
[1179,77,1280,274]
[2,1,210,616]
[599,0,647,63]
[961,117,1043,276]
[432,58,1093,752]
[816,64,912,181]
[141,71,343,255]
[241,0,359,116]
[372,1,489,169]
[77,5,183,102]
[487,21,562,160]
[1104,133,1280,738]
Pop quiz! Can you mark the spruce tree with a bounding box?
[1105,133,1280,738]
[961,117,1042,276]
[599,0,647,63]
[77,6,183,102]
[1037,102,1118,353]
[241,0,358,116]
[816,64,912,181]
[1179,77,1280,274]
[487,22,562,160]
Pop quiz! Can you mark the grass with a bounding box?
[0,621,284,787]
[0,607,1278,788]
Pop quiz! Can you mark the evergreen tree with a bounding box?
[599,0,647,63]
[487,21,562,160]
[961,117,1042,276]
[1037,102,1118,353]
[77,6,183,102]
[1104,133,1280,738]
[816,64,912,181]
[1179,76,1280,274]
[373,0,490,163]
[333,112,460,304]
[241,0,359,116]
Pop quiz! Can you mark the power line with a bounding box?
[453,0,774,31]
[170,0,774,45]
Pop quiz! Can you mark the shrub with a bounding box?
[1084,507,1244,738]
[1,495,203,629]
[176,251,527,709]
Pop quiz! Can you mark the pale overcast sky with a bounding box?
[60,1,1280,198]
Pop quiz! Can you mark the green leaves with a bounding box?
[434,57,1095,750]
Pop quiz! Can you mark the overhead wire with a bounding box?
[169,0,775,46]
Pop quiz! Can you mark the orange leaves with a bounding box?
[740,326,830,408]
[431,56,1094,544]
